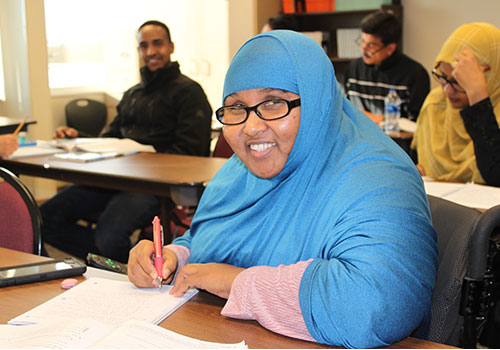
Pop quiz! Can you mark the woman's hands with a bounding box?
[0,134,19,157]
[453,48,490,106]
[170,263,244,299]
[128,239,178,288]
[128,240,244,299]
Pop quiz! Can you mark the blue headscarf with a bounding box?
[174,31,437,348]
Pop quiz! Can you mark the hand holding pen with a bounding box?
[127,239,178,289]
[12,118,27,136]
[0,134,19,157]
[152,216,164,289]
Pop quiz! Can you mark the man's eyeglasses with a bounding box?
[355,36,387,55]
[216,98,301,125]
[431,70,465,93]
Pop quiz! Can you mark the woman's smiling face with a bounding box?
[222,88,301,178]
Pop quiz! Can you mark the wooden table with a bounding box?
[0,153,227,243]
[0,248,454,349]
[0,116,36,134]
[363,112,414,155]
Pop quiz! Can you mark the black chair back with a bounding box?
[65,98,107,137]
[427,195,500,347]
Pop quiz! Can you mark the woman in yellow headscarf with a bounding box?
[411,23,500,186]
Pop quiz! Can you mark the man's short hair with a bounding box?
[138,20,172,42]
[267,14,299,31]
[361,10,401,45]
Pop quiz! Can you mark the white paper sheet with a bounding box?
[0,319,247,349]
[424,179,500,209]
[8,144,66,158]
[398,118,417,133]
[9,277,197,327]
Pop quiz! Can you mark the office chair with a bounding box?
[0,167,42,255]
[426,195,500,348]
[140,134,233,243]
[65,98,107,137]
[212,132,234,158]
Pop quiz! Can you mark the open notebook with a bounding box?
[0,318,247,349]
[9,138,156,162]
[44,138,156,154]
[1,278,248,349]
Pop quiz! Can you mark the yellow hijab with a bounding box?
[412,23,500,183]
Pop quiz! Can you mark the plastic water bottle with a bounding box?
[18,131,27,144]
[384,89,401,134]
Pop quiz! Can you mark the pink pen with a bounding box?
[152,216,163,289]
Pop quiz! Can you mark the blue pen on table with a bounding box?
[19,141,37,147]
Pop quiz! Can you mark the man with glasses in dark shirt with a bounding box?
[343,10,429,123]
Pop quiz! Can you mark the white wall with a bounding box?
[402,0,500,88]
[45,0,232,127]
[0,0,30,118]
[228,0,257,63]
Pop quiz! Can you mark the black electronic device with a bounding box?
[86,253,128,274]
[0,257,86,288]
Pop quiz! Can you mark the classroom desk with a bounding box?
[363,112,414,155]
[0,116,36,134]
[0,153,227,243]
[0,247,455,349]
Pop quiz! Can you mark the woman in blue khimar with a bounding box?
[128,30,438,348]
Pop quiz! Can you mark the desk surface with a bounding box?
[0,151,228,243]
[0,248,454,349]
[0,152,227,196]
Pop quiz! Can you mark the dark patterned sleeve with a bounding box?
[461,97,500,186]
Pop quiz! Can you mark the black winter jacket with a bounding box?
[103,62,213,156]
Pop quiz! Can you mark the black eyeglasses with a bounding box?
[355,36,387,55]
[431,70,465,93]
[216,98,301,125]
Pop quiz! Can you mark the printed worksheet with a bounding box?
[9,277,197,327]
[0,318,247,349]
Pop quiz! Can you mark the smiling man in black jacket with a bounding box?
[42,20,213,263]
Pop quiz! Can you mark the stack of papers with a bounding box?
[51,151,121,163]
[398,118,417,133]
[424,179,500,210]
[8,138,156,162]
[45,138,156,154]
[1,277,247,349]
[1,319,247,349]
[8,144,66,158]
